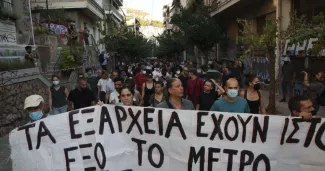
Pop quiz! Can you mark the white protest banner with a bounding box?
[9,105,325,171]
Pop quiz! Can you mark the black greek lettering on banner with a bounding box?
[148,143,164,168]
[304,118,321,147]
[237,115,252,143]
[115,106,128,132]
[131,138,147,166]
[210,114,224,141]
[252,116,269,143]
[69,110,82,139]
[223,149,238,171]
[94,142,107,169]
[188,146,205,171]
[208,147,220,171]
[165,112,187,140]
[197,112,209,137]
[224,116,239,141]
[127,108,143,134]
[17,123,35,150]
[64,146,78,171]
[99,106,115,134]
[36,121,56,149]
[143,108,156,134]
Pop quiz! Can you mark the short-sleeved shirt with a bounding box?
[210,97,250,113]
[197,92,220,111]
[97,79,115,93]
[149,94,166,107]
[306,81,325,103]
[68,88,96,110]
[135,73,147,90]
[157,99,195,110]
[282,64,295,81]
[185,78,204,106]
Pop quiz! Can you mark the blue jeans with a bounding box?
[52,105,68,115]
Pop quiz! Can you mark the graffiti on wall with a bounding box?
[0,33,16,43]
[40,23,68,35]
[283,38,325,57]
[251,57,270,81]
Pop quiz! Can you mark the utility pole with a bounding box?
[46,0,50,29]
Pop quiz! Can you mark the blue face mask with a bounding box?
[29,111,43,121]
[227,89,238,98]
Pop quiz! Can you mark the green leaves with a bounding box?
[103,24,151,59]
[156,30,187,57]
[237,18,277,59]
[168,2,225,54]
[282,12,325,57]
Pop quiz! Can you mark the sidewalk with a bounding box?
[261,90,325,117]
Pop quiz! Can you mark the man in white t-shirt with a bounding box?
[153,68,162,81]
[109,77,124,105]
[97,71,115,103]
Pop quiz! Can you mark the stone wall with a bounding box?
[0,79,49,137]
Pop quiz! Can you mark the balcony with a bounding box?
[30,0,104,20]
[211,0,240,16]
[115,0,123,6]
[103,4,124,22]
[0,0,17,20]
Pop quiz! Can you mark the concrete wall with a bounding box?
[280,0,292,31]
[0,78,49,137]
[34,36,58,73]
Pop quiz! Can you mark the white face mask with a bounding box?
[176,70,180,74]
[143,71,146,74]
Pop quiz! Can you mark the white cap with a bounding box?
[24,95,44,110]
[283,57,291,62]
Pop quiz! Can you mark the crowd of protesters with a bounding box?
[23,57,325,123]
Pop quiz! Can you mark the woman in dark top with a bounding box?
[142,73,155,107]
[149,81,166,107]
[240,74,266,114]
[48,75,69,115]
[196,79,225,111]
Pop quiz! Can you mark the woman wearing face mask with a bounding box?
[240,74,266,114]
[119,85,136,106]
[48,75,69,115]
[24,95,50,122]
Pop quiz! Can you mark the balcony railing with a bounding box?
[103,4,123,22]
[0,0,14,19]
[115,0,123,6]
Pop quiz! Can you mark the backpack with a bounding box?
[99,54,105,63]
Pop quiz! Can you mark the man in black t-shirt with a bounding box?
[68,78,96,111]
[196,80,222,111]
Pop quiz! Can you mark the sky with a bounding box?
[124,0,173,21]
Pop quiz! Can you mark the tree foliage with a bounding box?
[282,12,325,56]
[139,19,164,28]
[237,19,277,58]
[237,18,278,114]
[102,19,151,59]
[170,2,224,55]
[156,31,188,58]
